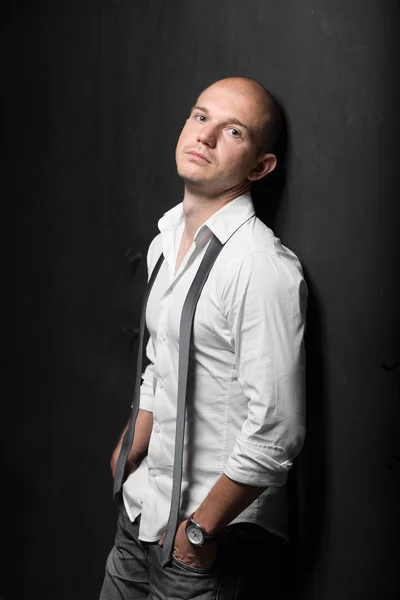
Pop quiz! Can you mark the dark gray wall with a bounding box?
[2,1,399,599]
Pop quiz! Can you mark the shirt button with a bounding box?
[160,332,167,342]
[159,380,165,389]
[151,469,158,477]
[139,499,143,505]
[155,425,161,433]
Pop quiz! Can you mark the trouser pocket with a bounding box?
[171,553,219,574]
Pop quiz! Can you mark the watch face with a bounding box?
[186,523,205,545]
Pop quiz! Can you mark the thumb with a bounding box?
[158,532,166,547]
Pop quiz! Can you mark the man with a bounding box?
[100,77,307,599]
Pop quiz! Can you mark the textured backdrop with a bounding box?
[2,1,399,598]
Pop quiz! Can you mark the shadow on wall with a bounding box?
[252,106,328,600]
[289,274,328,599]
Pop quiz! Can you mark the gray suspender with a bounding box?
[113,251,165,500]
[161,235,223,566]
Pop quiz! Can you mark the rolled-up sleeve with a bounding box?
[222,251,307,487]
[138,235,161,414]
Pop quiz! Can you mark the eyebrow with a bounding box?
[191,105,253,134]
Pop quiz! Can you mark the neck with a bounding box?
[181,180,250,243]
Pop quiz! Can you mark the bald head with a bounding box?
[200,77,282,154]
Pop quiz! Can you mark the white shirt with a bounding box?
[123,192,307,542]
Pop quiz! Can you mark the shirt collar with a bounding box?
[157,192,255,245]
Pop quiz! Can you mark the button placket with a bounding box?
[154,280,171,396]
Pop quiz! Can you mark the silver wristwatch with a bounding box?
[185,513,218,547]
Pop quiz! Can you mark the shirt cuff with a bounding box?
[224,441,292,488]
[139,392,154,413]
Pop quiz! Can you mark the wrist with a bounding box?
[186,512,220,546]
[192,510,218,538]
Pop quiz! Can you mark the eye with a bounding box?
[228,128,241,137]
[195,114,207,122]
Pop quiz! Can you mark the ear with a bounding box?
[247,153,277,181]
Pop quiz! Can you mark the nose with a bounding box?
[196,124,217,148]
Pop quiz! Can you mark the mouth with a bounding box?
[187,151,211,164]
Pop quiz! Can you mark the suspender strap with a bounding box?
[113,252,165,499]
[160,235,223,566]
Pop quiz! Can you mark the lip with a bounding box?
[187,151,211,164]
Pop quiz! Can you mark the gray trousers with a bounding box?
[99,503,285,600]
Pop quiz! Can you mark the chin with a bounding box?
[182,176,208,188]
[177,166,207,186]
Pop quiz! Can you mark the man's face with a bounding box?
[175,83,267,194]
